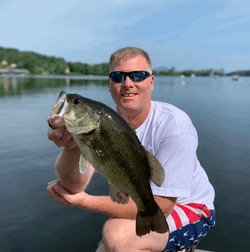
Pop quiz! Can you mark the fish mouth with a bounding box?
[52,92,67,116]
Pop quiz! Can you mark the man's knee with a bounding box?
[101,218,169,252]
[102,218,133,251]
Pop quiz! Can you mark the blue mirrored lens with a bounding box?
[109,71,150,82]
[112,72,125,82]
[131,72,146,82]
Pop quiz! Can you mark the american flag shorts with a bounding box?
[163,203,216,252]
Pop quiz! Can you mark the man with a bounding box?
[47,47,215,252]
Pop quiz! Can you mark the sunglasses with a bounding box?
[109,71,151,83]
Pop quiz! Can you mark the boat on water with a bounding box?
[231,75,240,81]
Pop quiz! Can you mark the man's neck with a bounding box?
[117,102,151,129]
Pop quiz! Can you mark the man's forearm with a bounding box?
[55,147,94,193]
[81,194,138,219]
[79,194,176,220]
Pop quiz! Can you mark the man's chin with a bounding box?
[118,102,138,112]
[121,102,137,110]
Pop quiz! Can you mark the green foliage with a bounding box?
[178,69,214,76]
[179,70,196,76]
[154,68,224,77]
[157,71,179,76]
[0,47,109,76]
[213,69,224,76]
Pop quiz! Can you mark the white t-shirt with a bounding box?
[136,101,215,210]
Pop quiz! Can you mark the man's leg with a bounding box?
[96,205,215,252]
[96,218,169,252]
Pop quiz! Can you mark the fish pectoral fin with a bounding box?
[108,182,129,205]
[145,149,165,187]
[79,154,91,174]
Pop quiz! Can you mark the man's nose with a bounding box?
[123,76,134,88]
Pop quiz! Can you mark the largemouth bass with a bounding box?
[49,91,169,236]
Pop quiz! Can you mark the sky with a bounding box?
[1,0,250,73]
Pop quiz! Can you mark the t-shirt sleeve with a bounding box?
[150,132,198,198]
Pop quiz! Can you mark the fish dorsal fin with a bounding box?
[108,182,129,204]
[145,149,165,187]
[79,154,91,174]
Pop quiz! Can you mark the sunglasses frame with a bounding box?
[109,71,151,83]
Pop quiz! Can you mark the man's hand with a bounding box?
[47,180,88,207]
[47,115,77,149]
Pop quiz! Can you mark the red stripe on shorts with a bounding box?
[167,203,212,233]
[177,204,200,223]
[170,209,183,230]
[186,203,211,218]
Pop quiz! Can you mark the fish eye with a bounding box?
[73,98,80,104]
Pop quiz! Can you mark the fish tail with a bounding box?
[136,206,169,236]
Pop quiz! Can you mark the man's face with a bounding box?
[109,55,154,115]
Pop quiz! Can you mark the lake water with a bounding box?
[0,75,249,252]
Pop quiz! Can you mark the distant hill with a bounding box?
[153,66,169,74]
[0,47,109,76]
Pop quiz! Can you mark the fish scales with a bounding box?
[83,115,153,210]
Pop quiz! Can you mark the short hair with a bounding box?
[109,46,152,72]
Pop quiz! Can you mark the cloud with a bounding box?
[213,15,250,30]
[206,0,250,32]
[207,31,250,45]
[215,0,250,19]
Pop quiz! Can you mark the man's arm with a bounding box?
[47,115,95,194]
[48,178,176,219]
[54,147,95,193]
[80,194,176,219]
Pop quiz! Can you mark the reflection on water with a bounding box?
[0,76,109,96]
[0,76,20,94]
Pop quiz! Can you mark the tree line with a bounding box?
[153,67,224,77]
[0,47,109,76]
[1,46,226,76]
